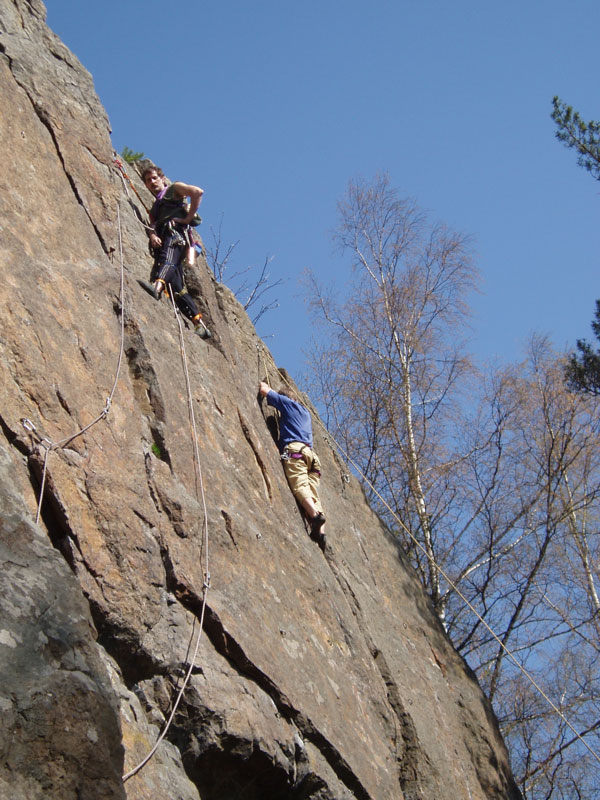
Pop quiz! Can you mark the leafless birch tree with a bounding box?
[307,173,478,617]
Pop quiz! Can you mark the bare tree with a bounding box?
[307,173,478,618]
[474,339,600,798]
[306,175,600,797]
[204,213,282,324]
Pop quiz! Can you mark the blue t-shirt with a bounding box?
[266,390,313,451]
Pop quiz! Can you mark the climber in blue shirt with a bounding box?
[259,382,326,549]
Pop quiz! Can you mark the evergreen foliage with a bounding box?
[121,146,145,164]
[551,96,600,180]
[566,299,600,395]
[551,98,600,395]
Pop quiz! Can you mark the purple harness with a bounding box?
[282,445,321,475]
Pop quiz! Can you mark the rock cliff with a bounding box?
[0,2,522,798]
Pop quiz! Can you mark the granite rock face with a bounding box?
[0,1,522,798]
[0,445,126,800]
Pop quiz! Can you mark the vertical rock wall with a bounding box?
[0,1,522,798]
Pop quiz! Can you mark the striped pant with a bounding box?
[151,227,199,321]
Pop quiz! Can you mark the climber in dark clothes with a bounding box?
[259,381,326,550]
[139,165,210,338]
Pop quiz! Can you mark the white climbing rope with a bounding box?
[122,287,211,783]
[122,580,210,782]
[113,154,152,218]
[18,182,212,782]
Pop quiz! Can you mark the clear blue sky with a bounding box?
[46,0,600,383]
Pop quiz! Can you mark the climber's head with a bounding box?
[142,167,167,197]
[278,386,301,404]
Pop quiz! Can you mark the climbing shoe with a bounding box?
[194,322,212,339]
[138,279,161,300]
[192,313,211,339]
[310,512,326,538]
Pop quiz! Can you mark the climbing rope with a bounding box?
[18,183,211,780]
[122,287,211,783]
[258,342,284,449]
[274,370,600,766]
[22,204,126,523]
[257,341,270,387]
[121,586,208,782]
[108,162,212,781]
[113,154,151,216]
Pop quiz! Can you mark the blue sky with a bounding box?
[45,0,600,383]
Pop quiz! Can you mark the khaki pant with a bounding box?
[282,442,323,513]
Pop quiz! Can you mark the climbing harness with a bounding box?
[281,445,321,476]
[281,449,304,461]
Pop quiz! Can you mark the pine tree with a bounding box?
[121,146,145,164]
[551,98,600,393]
[565,300,600,395]
[551,96,600,180]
